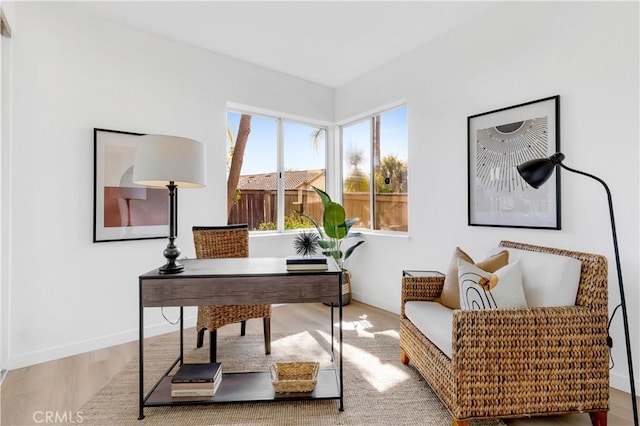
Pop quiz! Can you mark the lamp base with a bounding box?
[160,227,183,274]
[159,260,185,274]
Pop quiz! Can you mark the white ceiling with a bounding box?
[71,1,493,88]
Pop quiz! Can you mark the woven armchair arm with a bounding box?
[401,275,445,316]
[451,305,609,416]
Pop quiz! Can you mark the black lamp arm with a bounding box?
[559,163,638,425]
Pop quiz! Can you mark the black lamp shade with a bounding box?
[517,152,565,188]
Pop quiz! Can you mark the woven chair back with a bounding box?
[193,224,249,259]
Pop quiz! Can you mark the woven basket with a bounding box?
[270,362,319,393]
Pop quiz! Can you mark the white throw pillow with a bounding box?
[458,259,527,310]
[487,247,582,307]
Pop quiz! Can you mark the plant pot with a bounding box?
[324,270,351,306]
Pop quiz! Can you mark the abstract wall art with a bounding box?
[93,128,169,242]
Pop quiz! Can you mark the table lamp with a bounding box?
[133,134,206,274]
[517,152,638,426]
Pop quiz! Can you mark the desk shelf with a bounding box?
[145,369,341,406]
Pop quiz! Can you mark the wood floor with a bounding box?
[1,302,637,425]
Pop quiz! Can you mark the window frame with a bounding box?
[338,102,408,234]
[226,103,332,233]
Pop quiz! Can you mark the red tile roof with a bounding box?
[237,169,325,190]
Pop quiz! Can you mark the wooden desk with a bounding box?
[138,257,343,419]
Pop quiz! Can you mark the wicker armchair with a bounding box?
[400,241,609,426]
[193,224,271,363]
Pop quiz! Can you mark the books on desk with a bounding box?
[286,255,328,271]
[171,363,222,397]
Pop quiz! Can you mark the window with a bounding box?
[341,105,408,232]
[226,109,327,232]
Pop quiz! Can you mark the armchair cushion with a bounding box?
[404,301,454,358]
[458,259,527,310]
[488,247,581,307]
[436,247,509,309]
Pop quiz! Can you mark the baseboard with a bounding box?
[7,316,197,370]
[351,291,400,316]
[610,368,639,394]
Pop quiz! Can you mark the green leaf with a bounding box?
[311,185,332,207]
[343,240,365,261]
[317,239,332,249]
[344,217,360,234]
[294,210,325,239]
[324,202,346,226]
[343,233,362,244]
[323,202,347,239]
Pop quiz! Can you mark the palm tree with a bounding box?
[310,127,325,152]
[344,149,370,193]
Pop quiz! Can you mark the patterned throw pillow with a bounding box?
[436,247,509,309]
[457,259,527,310]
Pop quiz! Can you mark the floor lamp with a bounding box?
[517,152,638,426]
[133,134,206,274]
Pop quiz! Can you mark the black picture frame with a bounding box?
[93,128,170,242]
[467,95,560,229]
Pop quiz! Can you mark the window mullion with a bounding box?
[277,118,285,232]
[369,117,376,231]
[332,124,341,203]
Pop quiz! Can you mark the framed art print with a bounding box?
[467,95,560,229]
[93,128,170,242]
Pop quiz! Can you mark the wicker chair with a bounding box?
[400,241,609,426]
[192,224,271,363]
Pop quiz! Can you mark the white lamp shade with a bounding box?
[132,134,207,188]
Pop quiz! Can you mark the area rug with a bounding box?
[80,327,505,425]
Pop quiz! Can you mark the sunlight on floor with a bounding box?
[337,314,373,336]
[320,321,410,392]
[337,314,400,340]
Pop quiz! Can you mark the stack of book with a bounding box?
[171,363,222,397]
[286,255,328,271]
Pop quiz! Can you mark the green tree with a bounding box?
[375,155,407,193]
[227,114,251,219]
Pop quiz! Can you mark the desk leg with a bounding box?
[138,286,144,420]
[330,302,334,357]
[180,306,184,365]
[339,275,344,411]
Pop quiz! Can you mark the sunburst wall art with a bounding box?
[467,96,560,229]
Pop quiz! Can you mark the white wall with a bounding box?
[6,0,639,398]
[0,0,14,378]
[336,2,639,393]
[6,2,332,369]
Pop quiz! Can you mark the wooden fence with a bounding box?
[228,189,407,231]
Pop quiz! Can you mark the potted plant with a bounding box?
[296,186,364,305]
